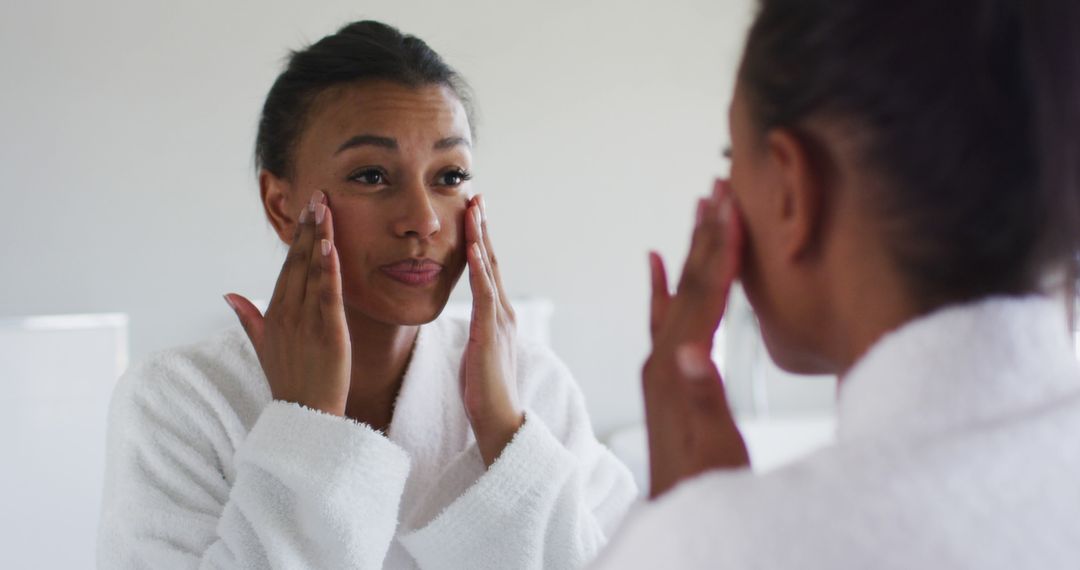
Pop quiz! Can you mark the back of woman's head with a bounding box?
[740,0,1080,307]
[255,20,473,180]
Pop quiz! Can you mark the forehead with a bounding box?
[300,80,471,150]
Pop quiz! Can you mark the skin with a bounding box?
[727,79,921,377]
[644,76,924,497]
[225,81,523,468]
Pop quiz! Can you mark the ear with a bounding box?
[259,170,296,244]
[764,129,825,262]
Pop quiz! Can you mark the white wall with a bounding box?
[0,0,757,435]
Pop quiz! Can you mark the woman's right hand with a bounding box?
[224,190,352,417]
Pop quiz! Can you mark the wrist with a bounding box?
[474,411,525,468]
[297,396,347,418]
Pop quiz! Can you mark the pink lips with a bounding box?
[379,258,444,286]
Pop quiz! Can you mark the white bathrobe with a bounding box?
[97,314,637,569]
[591,295,1080,569]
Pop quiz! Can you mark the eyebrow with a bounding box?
[334,134,472,155]
[335,134,397,154]
[434,136,471,150]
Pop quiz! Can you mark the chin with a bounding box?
[344,293,450,326]
[389,302,448,326]
[343,266,463,327]
[760,322,836,376]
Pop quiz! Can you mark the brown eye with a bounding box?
[348,167,387,185]
[438,169,473,187]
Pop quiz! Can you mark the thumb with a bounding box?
[224,293,265,348]
[674,344,727,414]
[675,343,750,470]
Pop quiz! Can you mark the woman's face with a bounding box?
[265,81,472,326]
[727,78,834,374]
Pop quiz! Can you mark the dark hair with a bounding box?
[740,0,1080,307]
[255,20,474,179]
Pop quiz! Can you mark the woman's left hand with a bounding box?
[643,179,751,499]
[461,194,525,468]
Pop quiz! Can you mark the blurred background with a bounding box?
[1,0,842,566]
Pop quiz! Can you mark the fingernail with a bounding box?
[478,195,487,222]
[298,206,309,224]
[320,239,331,256]
[308,192,318,213]
[676,345,713,382]
[719,199,731,224]
[315,203,326,225]
[473,207,483,238]
[223,294,237,311]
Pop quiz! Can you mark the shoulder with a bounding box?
[111,327,269,438]
[604,447,885,569]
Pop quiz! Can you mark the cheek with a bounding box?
[330,206,383,256]
[435,196,468,259]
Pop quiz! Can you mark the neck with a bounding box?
[825,242,924,381]
[342,307,420,433]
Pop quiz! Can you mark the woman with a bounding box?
[98,21,636,569]
[594,0,1080,568]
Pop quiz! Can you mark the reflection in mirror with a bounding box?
[94,20,637,569]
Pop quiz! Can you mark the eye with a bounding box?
[347,167,388,186]
[722,145,733,160]
[437,168,473,187]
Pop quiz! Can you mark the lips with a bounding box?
[379,258,444,286]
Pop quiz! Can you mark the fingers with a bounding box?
[279,192,323,311]
[317,237,347,335]
[666,184,743,343]
[224,293,265,348]
[467,241,497,342]
[469,202,497,289]
[301,198,345,332]
[716,179,744,289]
[268,196,310,310]
[474,196,514,317]
[649,251,671,339]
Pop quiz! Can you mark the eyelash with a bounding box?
[439,168,473,187]
[345,167,473,188]
[722,145,733,160]
[348,167,388,185]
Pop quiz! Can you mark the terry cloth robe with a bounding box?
[97,314,637,569]
[590,295,1080,570]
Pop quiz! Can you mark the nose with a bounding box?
[391,182,441,239]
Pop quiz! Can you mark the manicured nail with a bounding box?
[676,345,713,382]
[478,195,487,222]
[298,206,309,224]
[315,203,326,225]
[473,207,483,238]
[320,239,331,256]
[223,294,237,311]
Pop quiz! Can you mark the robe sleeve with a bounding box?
[398,344,638,570]
[97,359,411,569]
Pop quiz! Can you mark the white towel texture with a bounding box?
[591,295,1080,570]
[98,315,637,569]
